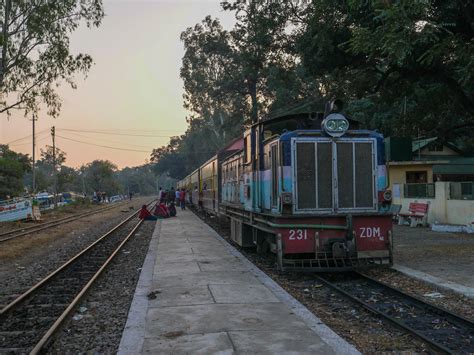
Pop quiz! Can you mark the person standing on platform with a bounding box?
[175,188,180,204]
[179,188,186,210]
[168,187,175,205]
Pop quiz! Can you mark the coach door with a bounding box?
[271,143,279,208]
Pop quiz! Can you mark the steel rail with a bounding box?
[0,201,128,238]
[357,272,474,329]
[0,200,156,354]
[0,200,154,316]
[30,218,144,354]
[0,201,129,243]
[315,273,473,354]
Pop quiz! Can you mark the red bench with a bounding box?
[398,202,429,227]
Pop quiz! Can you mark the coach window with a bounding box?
[244,136,251,164]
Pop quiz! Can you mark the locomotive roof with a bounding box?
[278,129,384,142]
[255,111,361,131]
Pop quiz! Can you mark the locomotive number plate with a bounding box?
[288,229,308,240]
[359,226,384,241]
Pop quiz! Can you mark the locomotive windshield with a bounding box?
[262,118,299,140]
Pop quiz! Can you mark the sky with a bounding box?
[0,0,235,169]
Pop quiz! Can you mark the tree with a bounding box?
[0,0,104,117]
[155,1,303,179]
[82,160,119,196]
[294,0,474,140]
[155,0,474,179]
[181,2,297,125]
[40,145,66,171]
[150,136,187,179]
[0,144,30,199]
[26,145,67,192]
[115,164,165,196]
[57,165,77,192]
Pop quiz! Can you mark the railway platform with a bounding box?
[118,210,359,354]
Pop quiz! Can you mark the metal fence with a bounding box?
[449,182,474,200]
[403,183,436,198]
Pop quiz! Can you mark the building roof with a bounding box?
[432,157,474,174]
[433,164,474,174]
[387,160,450,166]
[412,137,463,155]
[412,137,438,152]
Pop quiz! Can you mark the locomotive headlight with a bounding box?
[322,113,349,137]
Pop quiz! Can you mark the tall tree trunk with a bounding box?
[0,0,11,88]
[248,78,258,123]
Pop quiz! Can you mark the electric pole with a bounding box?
[51,126,57,208]
[82,174,86,197]
[31,114,37,194]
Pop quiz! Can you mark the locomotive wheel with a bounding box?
[256,239,270,255]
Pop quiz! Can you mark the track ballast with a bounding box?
[316,272,474,354]
[0,202,153,354]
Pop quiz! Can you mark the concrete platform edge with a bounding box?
[203,220,360,355]
[118,220,161,355]
[393,265,474,299]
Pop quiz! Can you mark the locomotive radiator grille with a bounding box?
[355,143,374,207]
[294,139,376,212]
[296,143,316,209]
[317,143,333,209]
[337,143,354,208]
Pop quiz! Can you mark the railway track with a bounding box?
[0,201,155,354]
[316,272,474,354]
[0,201,129,243]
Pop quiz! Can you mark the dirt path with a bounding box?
[393,224,474,287]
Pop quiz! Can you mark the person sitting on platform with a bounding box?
[139,205,158,220]
[154,202,169,219]
[168,201,177,217]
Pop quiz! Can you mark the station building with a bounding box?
[385,137,474,228]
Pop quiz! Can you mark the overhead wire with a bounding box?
[59,131,159,150]
[6,129,49,144]
[56,134,152,153]
[56,134,218,157]
[62,128,183,133]
[9,135,50,147]
[59,129,172,138]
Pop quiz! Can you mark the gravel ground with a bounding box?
[194,208,472,354]
[364,268,474,321]
[45,219,156,354]
[392,224,474,288]
[0,197,150,308]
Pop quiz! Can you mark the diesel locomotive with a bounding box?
[178,104,393,271]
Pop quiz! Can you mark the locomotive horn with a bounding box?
[331,99,344,112]
[324,99,344,117]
